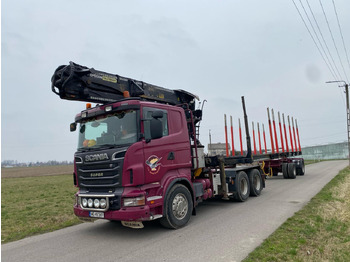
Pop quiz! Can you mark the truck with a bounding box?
[51,62,304,229]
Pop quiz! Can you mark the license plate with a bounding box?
[89,211,104,218]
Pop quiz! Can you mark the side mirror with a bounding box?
[144,110,164,142]
[150,119,163,139]
[152,110,163,119]
[70,123,77,132]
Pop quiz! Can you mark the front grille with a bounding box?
[76,159,123,192]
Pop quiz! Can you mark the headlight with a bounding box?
[94,199,100,208]
[100,199,107,209]
[82,198,88,207]
[88,198,93,208]
[123,196,145,207]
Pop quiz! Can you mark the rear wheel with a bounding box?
[288,163,296,179]
[296,160,305,176]
[248,169,263,196]
[234,171,250,202]
[160,184,193,229]
[282,163,289,179]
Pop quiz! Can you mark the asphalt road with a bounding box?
[2,160,347,262]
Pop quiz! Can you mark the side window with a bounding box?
[143,107,169,137]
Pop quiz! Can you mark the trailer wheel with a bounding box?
[282,163,289,179]
[160,184,193,229]
[296,160,305,176]
[248,169,263,196]
[234,171,250,202]
[288,163,296,179]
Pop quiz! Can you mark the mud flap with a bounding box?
[121,221,144,229]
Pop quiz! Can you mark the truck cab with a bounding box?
[52,62,271,229]
[72,99,194,228]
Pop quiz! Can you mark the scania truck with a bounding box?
[51,62,304,229]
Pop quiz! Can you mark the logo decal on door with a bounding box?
[146,155,162,175]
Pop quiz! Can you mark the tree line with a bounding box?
[1,160,73,168]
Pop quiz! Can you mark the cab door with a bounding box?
[142,106,191,184]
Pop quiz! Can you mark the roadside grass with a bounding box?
[1,174,81,244]
[304,160,322,165]
[243,166,350,262]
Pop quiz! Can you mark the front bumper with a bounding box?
[75,185,164,222]
[74,205,153,221]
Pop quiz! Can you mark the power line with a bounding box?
[309,0,346,105]
[332,0,350,74]
[291,0,337,81]
[305,0,342,80]
[319,0,350,83]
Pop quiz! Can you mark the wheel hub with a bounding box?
[172,193,188,220]
[241,179,248,195]
[254,175,261,189]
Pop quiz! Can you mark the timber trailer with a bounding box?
[51,62,304,229]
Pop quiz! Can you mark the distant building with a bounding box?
[208,143,231,156]
[302,142,348,160]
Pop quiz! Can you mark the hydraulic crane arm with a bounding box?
[51,61,198,106]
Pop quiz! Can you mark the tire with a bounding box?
[160,184,193,229]
[296,160,305,176]
[234,171,250,202]
[282,163,289,179]
[248,169,263,196]
[288,163,296,179]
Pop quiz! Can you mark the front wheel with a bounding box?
[160,184,193,229]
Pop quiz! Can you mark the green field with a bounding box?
[1,174,81,243]
[243,166,350,261]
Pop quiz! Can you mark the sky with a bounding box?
[2,0,350,163]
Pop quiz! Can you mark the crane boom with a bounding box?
[51,61,198,106]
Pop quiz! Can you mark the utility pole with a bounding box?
[326,80,350,166]
[209,129,212,156]
[346,83,349,167]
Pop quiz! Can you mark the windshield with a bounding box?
[77,110,138,150]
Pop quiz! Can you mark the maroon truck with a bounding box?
[51,62,304,229]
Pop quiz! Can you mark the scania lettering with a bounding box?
[85,153,109,162]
